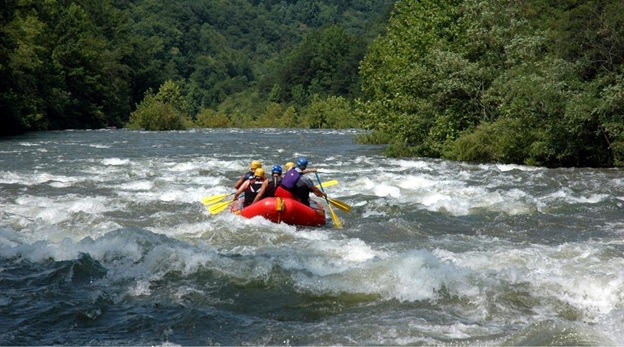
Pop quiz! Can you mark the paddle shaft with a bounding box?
[314,173,342,228]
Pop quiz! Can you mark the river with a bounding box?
[1,128,623,345]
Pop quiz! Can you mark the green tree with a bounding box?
[0,0,50,134]
[302,95,355,129]
[2,0,396,135]
[196,108,230,128]
[358,0,624,167]
[357,0,462,156]
[127,80,189,130]
[275,25,366,103]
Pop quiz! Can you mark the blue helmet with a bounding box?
[296,157,308,169]
[271,164,282,175]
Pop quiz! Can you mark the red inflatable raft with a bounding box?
[231,197,326,226]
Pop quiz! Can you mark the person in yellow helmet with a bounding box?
[234,160,261,189]
[254,164,283,201]
[234,167,266,207]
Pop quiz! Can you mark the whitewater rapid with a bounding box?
[1,128,623,345]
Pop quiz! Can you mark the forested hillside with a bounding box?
[3,0,623,167]
[0,0,393,135]
[357,0,624,167]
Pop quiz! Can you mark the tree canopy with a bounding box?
[357,0,624,167]
[1,0,393,135]
[3,0,624,167]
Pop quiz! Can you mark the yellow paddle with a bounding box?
[315,179,338,189]
[315,173,342,229]
[328,197,351,213]
[201,193,233,206]
[208,198,239,214]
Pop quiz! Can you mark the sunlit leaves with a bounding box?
[358,0,624,167]
[127,80,190,130]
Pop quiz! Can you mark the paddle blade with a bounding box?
[208,199,236,215]
[315,179,338,189]
[202,193,231,206]
[328,204,343,229]
[328,198,351,213]
[314,173,343,228]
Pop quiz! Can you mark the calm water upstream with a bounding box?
[1,128,623,345]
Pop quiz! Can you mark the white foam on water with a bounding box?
[540,188,610,205]
[128,280,152,296]
[435,240,624,324]
[594,309,624,345]
[390,158,436,171]
[344,162,547,216]
[492,163,542,172]
[11,195,110,225]
[18,142,40,147]
[117,180,154,191]
[0,171,25,184]
[88,143,111,149]
[2,236,82,263]
[373,183,401,198]
[284,245,481,305]
[101,158,130,166]
[0,171,81,186]
[284,238,384,282]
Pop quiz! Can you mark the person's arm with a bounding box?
[233,181,248,200]
[233,174,245,189]
[252,180,269,204]
[302,168,317,174]
[311,185,327,198]
[301,176,326,198]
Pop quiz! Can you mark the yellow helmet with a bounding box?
[285,161,295,171]
[254,168,265,178]
[250,160,262,170]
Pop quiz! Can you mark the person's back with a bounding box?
[276,161,301,200]
[242,168,266,206]
[265,165,282,198]
[275,157,326,206]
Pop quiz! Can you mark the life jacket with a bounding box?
[280,169,301,191]
[243,178,264,206]
[295,184,312,206]
[265,176,281,198]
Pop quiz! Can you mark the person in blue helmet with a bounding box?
[253,164,283,202]
[275,157,326,206]
[284,161,318,176]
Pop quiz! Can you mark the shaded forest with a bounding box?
[0,0,394,134]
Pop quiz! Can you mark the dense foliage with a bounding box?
[357,0,624,167]
[126,80,191,130]
[4,0,623,167]
[1,0,393,135]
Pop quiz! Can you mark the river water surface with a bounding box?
[1,128,623,345]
